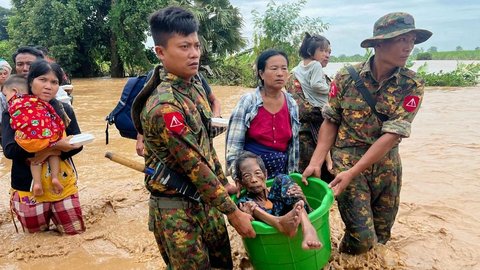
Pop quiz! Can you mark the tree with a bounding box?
[0,6,10,41]
[7,0,245,77]
[8,0,86,75]
[190,0,246,63]
[416,52,432,60]
[456,46,463,51]
[252,0,328,65]
[427,46,437,53]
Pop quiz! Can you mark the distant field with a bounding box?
[431,50,480,60]
[330,50,480,62]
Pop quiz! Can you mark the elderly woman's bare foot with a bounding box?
[301,222,322,250]
[277,201,303,237]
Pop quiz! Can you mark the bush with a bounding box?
[418,63,480,86]
[416,52,432,60]
[209,52,257,87]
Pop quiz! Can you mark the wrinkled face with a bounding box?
[239,158,268,194]
[313,46,331,68]
[155,32,201,81]
[376,32,416,67]
[0,69,10,85]
[15,53,38,78]
[30,71,60,102]
[259,55,289,91]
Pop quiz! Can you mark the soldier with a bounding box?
[131,6,255,269]
[302,12,432,254]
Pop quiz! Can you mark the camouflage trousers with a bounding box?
[298,131,334,183]
[332,146,402,254]
[149,196,233,270]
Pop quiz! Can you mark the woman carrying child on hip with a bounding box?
[3,74,65,196]
[1,59,85,235]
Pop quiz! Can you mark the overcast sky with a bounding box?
[231,0,480,56]
[1,0,479,56]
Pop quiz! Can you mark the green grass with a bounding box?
[430,50,480,60]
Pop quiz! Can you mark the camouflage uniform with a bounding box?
[132,65,236,269]
[286,74,334,182]
[323,57,424,254]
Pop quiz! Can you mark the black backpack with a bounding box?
[105,70,153,144]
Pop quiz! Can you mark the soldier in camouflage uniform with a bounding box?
[301,12,432,254]
[131,7,255,269]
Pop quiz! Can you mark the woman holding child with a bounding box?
[226,49,300,179]
[1,59,85,235]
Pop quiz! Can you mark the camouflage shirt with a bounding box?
[139,67,236,215]
[323,56,424,148]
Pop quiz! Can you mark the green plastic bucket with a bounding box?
[232,173,334,270]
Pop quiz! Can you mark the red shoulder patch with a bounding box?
[164,112,185,134]
[294,79,302,90]
[329,81,338,97]
[403,96,420,112]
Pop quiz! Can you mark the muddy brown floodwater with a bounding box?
[1,78,479,270]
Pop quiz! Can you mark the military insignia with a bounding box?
[403,96,420,112]
[294,79,302,90]
[164,112,185,134]
[329,81,338,97]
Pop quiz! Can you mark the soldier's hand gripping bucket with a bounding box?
[232,173,334,270]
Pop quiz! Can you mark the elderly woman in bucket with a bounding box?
[234,151,322,250]
[302,12,432,254]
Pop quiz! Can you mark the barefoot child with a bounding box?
[2,75,65,196]
[234,151,322,250]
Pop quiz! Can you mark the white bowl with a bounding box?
[69,133,95,145]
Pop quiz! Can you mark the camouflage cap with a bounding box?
[361,12,432,48]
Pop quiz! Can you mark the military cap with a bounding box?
[361,12,432,48]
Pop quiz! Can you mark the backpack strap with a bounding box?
[346,65,389,122]
[132,65,163,136]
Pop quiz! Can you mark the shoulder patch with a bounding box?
[294,79,302,91]
[329,81,338,97]
[164,112,185,134]
[403,96,420,112]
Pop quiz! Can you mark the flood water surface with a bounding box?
[0,78,479,269]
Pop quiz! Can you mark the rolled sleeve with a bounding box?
[382,119,412,138]
[322,104,341,124]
